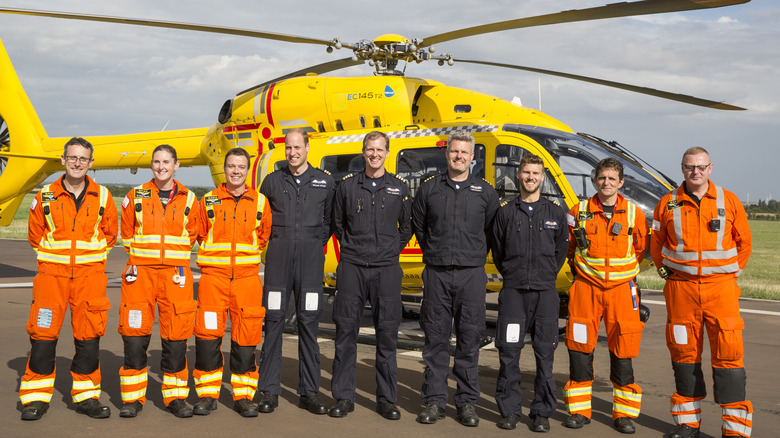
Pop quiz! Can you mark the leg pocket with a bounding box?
[166,299,198,341]
[76,296,112,339]
[27,300,64,340]
[714,316,744,361]
[665,319,696,353]
[565,316,596,353]
[119,302,155,337]
[195,304,227,339]
[614,320,644,359]
[235,306,266,346]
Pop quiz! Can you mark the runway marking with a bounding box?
[643,299,780,316]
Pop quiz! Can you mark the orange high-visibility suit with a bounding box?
[20,176,117,407]
[193,184,271,402]
[118,180,199,407]
[652,182,752,437]
[563,194,648,421]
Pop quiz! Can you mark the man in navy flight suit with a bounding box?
[257,128,335,415]
[412,130,499,427]
[328,131,412,420]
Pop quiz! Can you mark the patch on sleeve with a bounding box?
[122,196,130,209]
[30,198,38,211]
[652,219,661,232]
[566,213,576,228]
[134,188,152,199]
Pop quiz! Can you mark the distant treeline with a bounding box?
[746,199,780,220]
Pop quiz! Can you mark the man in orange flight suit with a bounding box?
[563,157,648,434]
[21,137,117,420]
[652,147,752,438]
[192,147,272,418]
[117,144,199,419]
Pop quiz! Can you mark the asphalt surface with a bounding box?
[1,239,778,437]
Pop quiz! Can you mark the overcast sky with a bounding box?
[1,0,777,202]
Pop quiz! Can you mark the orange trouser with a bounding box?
[193,274,265,400]
[118,264,196,406]
[664,278,751,436]
[564,278,644,419]
[20,271,110,405]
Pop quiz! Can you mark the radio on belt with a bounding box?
[573,227,589,249]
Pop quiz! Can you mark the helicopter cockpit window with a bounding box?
[397,144,485,198]
[320,153,365,183]
[503,124,670,222]
[493,144,567,208]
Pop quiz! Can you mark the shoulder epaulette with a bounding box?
[423,175,436,183]
[320,168,332,175]
[501,200,509,207]
[552,199,561,207]
[342,172,355,180]
[391,174,408,184]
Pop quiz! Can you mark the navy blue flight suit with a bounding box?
[489,196,568,420]
[331,171,412,405]
[258,164,335,397]
[411,173,499,409]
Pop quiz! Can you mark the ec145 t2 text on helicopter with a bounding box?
[0,0,750,297]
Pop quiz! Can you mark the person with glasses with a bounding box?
[21,137,118,420]
[652,147,753,438]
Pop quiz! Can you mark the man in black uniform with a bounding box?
[490,153,568,432]
[328,131,412,420]
[257,128,335,415]
[412,130,499,427]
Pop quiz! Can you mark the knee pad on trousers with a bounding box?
[123,335,151,370]
[672,361,707,398]
[609,350,635,386]
[195,337,223,371]
[712,367,746,404]
[161,338,188,373]
[230,342,257,375]
[29,338,58,375]
[71,338,100,375]
[569,350,594,382]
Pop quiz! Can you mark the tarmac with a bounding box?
[1,238,778,437]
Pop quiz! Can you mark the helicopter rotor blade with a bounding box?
[237,57,364,96]
[455,58,745,111]
[0,6,351,49]
[421,0,750,47]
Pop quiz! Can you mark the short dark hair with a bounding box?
[518,153,544,171]
[285,128,309,146]
[594,157,623,181]
[63,137,94,158]
[224,147,250,167]
[362,131,389,151]
[153,144,178,162]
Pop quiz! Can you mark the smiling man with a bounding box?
[563,157,649,434]
[490,153,568,433]
[328,131,411,420]
[192,147,272,418]
[21,137,117,421]
[256,128,335,415]
[411,130,499,427]
[652,147,753,438]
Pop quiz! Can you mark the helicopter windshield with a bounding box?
[503,124,671,224]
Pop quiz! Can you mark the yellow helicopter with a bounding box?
[0,0,750,300]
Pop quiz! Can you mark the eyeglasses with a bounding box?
[682,163,710,173]
[65,156,92,164]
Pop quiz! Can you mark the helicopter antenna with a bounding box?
[538,77,542,112]
[161,119,172,131]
